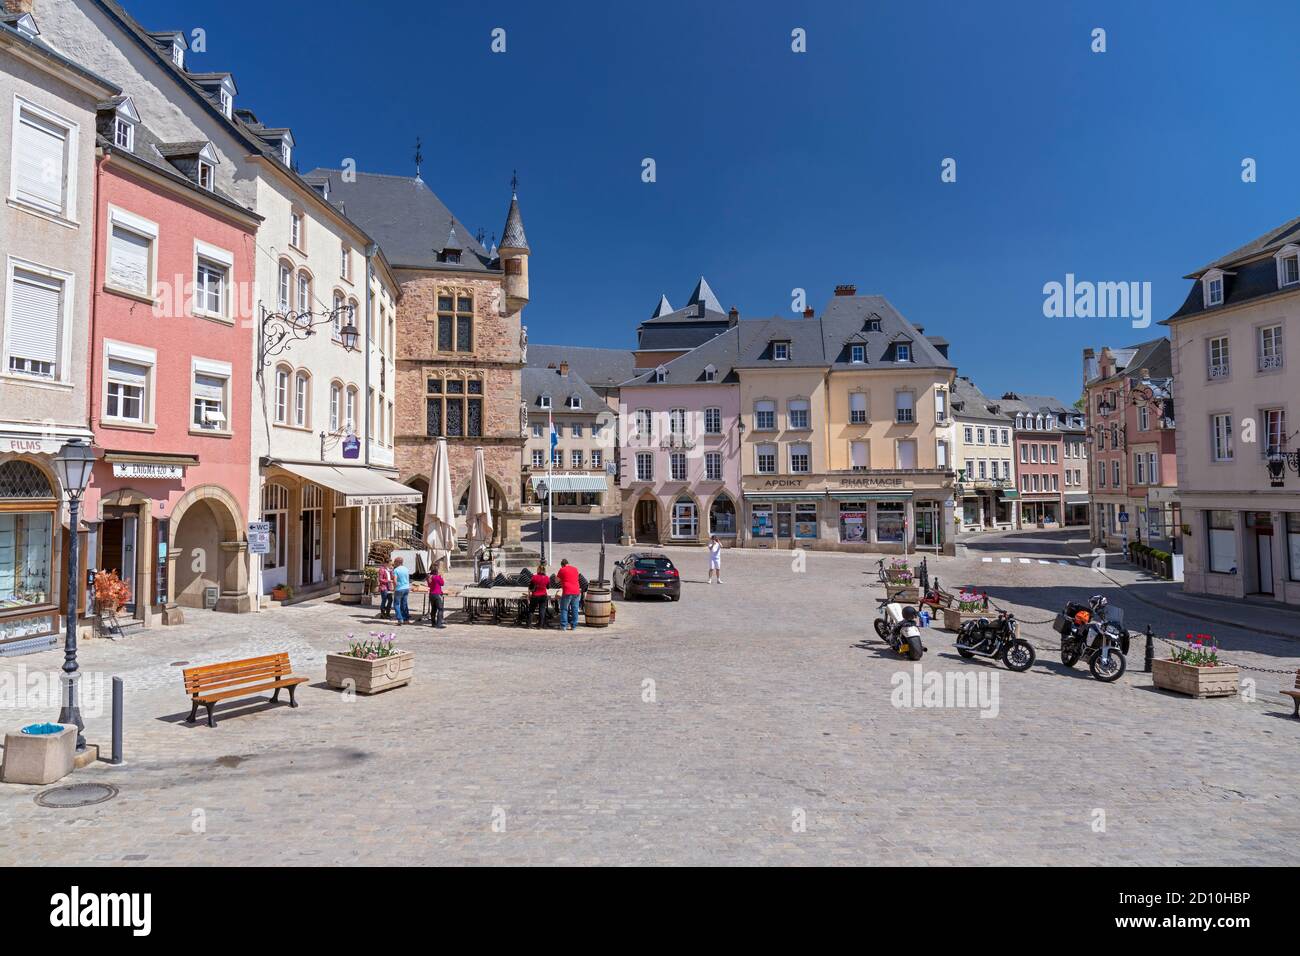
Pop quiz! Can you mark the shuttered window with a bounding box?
[13,108,68,214]
[6,268,63,378]
[105,358,148,421]
[193,373,226,429]
[108,225,151,294]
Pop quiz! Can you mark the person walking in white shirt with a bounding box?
[707,535,723,584]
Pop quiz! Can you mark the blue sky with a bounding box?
[132,0,1300,400]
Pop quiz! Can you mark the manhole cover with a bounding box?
[35,783,118,808]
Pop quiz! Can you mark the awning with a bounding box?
[1000,490,1021,500]
[1064,492,1090,505]
[530,474,608,493]
[273,462,423,507]
[743,491,826,502]
[828,491,913,502]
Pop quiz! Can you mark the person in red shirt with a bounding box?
[528,563,550,628]
[556,558,581,631]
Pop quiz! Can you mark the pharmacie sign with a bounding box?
[112,462,183,480]
[836,476,904,488]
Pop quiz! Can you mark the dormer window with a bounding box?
[896,343,911,362]
[539,393,552,409]
[1203,269,1225,308]
[772,341,790,361]
[866,317,882,332]
[14,14,39,38]
[850,344,865,364]
[703,364,717,383]
[653,365,667,383]
[219,89,233,118]
[197,158,214,191]
[113,116,134,150]
[280,141,291,166]
[171,37,185,68]
[1015,414,1024,429]
[1276,245,1300,288]
[566,394,582,409]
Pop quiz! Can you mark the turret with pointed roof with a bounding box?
[499,184,529,310]
[651,294,673,318]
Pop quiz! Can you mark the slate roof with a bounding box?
[303,169,496,272]
[622,324,745,387]
[998,392,1083,429]
[950,376,1010,424]
[500,196,528,251]
[637,324,730,352]
[1167,215,1300,322]
[527,345,637,390]
[819,295,954,369]
[522,367,605,412]
[1085,338,1171,386]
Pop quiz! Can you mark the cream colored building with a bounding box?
[1165,216,1300,605]
[737,288,957,553]
[521,363,619,515]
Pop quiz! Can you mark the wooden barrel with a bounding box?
[339,569,365,605]
[584,587,612,627]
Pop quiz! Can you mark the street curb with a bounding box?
[1096,565,1300,641]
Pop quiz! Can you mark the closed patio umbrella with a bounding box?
[466,447,494,563]
[425,437,456,569]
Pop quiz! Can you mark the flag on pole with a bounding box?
[548,412,558,462]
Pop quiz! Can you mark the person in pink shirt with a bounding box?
[427,561,446,629]
[376,560,395,619]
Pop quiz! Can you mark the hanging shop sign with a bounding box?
[342,435,361,460]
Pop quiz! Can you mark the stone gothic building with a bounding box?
[305,169,529,546]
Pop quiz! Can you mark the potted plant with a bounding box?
[92,570,131,637]
[943,588,989,631]
[359,566,379,607]
[883,558,914,585]
[1152,636,1239,698]
[271,583,292,602]
[326,631,414,695]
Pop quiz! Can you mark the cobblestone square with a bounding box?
[1,529,1297,866]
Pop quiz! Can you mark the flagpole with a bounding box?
[547,407,554,566]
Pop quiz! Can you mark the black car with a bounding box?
[612,553,681,601]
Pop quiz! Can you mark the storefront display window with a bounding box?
[839,503,867,542]
[794,502,818,538]
[876,503,905,544]
[751,504,774,538]
[1207,510,1236,574]
[0,512,54,610]
[709,496,736,535]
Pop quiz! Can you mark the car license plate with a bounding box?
[648,582,665,588]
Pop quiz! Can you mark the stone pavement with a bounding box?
[1,531,1298,866]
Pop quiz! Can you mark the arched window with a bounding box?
[274,364,291,423]
[277,261,293,312]
[0,460,54,499]
[709,494,736,536]
[294,370,310,427]
[296,269,312,316]
[329,381,342,432]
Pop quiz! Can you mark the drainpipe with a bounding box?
[361,242,377,564]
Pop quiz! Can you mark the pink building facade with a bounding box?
[618,326,744,546]
[81,111,260,628]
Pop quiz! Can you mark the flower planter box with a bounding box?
[1151,659,1239,699]
[1,724,76,785]
[942,607,988,632]
[881,585,919,603]
[326,650,414,695]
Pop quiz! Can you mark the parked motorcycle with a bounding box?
[955,611,1036,672]
[1054,595,1130,682]
[873,592,925,660]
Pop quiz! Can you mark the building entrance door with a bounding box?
[1251,512,1274,595]
[916,505,940,550]
[100,508,139,614]
[300,510,320,585]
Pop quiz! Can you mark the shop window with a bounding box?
[839,502,868,542]
[1288,513,1300,582]
[1207,510,1237,574]
[876,503,905,543]
[671,497,697,539]
[751,503,774,538]
[709,495,736,535]
[794,502,818,538]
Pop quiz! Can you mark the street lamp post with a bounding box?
[52,438,96,752]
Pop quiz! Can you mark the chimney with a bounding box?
[558,360,569,376]
[913,326,925,335]
[803,307,815,318]
[3,0,35,14]
[728,306,739,327]
[834,284,856,297]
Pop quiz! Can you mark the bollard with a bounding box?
[111,676,123,765]
[1143,626,1155,673]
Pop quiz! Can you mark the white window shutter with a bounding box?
[107,358,148,387]
[7,270,62,366]
[193,373,225,401]
[14,111,66,212]
[108,226,150,293]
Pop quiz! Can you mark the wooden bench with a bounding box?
[1283,670,1300,717]
[182,653,307,727]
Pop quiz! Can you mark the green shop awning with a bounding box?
[530,474,608,493]
[743,491,826,502]
[1000,490,1021,500]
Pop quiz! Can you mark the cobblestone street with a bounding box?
[2,530,1298,866]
